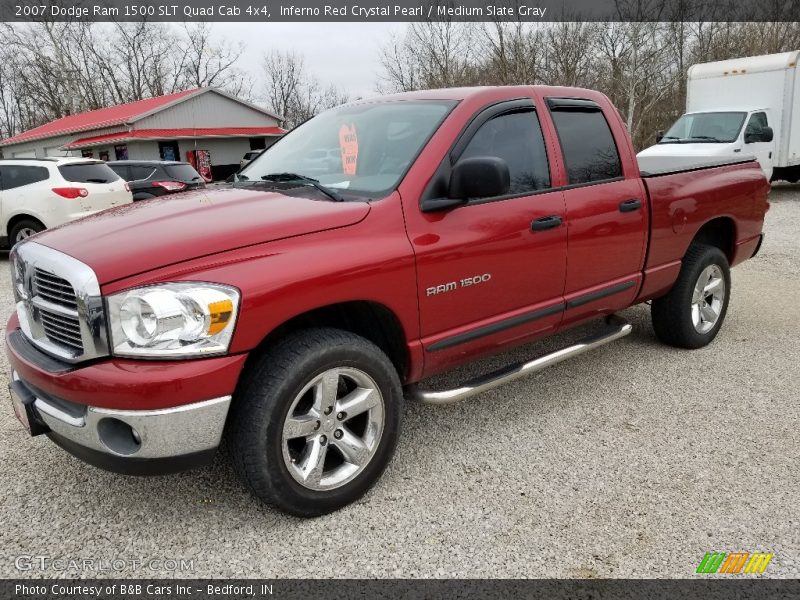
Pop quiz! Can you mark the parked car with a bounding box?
[240,150,262,170]
[6,86,768,517]
[299,147,341,175]
[0,157,132,246]
[638,50,800,182]
[107,160,205,201]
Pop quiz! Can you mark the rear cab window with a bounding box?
[0,165,49,190]
[58,162,120,184]
[547,99,623,185]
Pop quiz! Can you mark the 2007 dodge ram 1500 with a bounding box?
[6,86,769,516]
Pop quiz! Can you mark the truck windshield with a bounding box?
[238,100,456,197]
[659,112,747,143]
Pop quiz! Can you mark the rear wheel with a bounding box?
[229,328,402,517]
[651,244,731,349]
[9,219,45,246]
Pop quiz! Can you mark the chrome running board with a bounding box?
[406,315,632,405]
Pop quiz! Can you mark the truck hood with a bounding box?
[34,186,371,284]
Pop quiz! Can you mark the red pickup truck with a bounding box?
[6,86,768,516]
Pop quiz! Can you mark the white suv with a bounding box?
[0,157,133,246]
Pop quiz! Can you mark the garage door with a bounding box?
[11,150,36,158]
[44,146,70,157]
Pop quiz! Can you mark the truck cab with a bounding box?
[638,108,775,179]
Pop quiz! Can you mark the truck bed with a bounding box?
[639,157,768,306]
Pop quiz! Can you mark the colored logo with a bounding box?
[696,552,773,574]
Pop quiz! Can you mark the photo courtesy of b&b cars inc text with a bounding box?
[0,0,797,597]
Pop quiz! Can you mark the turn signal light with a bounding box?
[152,181,187,192]
[52,187,89,199]
[207,299,234,335]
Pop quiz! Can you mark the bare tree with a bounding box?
[0,22,252,140]
[261,49,349,128]
[377,19,800,150]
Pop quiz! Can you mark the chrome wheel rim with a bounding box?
[15,228,37,243]
[281,367,384,491]
[691,264,725,334]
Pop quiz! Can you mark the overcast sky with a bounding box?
[215,23,408,99]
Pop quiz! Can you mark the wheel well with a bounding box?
[691,217,736,261]
[251,301,409,380]
[7,214,44,237]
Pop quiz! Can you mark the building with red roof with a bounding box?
[0,87,286,180]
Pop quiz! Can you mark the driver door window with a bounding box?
[745,112,769,137]
[459,110,551,196]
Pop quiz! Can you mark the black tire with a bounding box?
[228,328,403,517]
[9,218,45,246]
[651,243,731,349]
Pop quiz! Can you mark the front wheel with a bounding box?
[651,244,731,349]
[229,328,402,517]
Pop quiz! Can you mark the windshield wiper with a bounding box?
[688,135,723,142]
[261,172,343,202]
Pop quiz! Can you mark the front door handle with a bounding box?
[619,198,642,213]
[531,215,562,231]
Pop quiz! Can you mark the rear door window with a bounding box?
[58,162,120,183]
[548,102,622,184]
[0,165,49,190]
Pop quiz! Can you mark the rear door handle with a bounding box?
[531,215,562,231]
[619,198,642,213]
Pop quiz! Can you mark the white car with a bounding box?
[0,157,132,246]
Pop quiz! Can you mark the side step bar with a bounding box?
[405,315,632,405]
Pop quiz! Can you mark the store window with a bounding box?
[158,141,180,161]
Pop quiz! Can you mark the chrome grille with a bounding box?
[34,269,78,310]
[40,310,83,352]
[11,242,108,363]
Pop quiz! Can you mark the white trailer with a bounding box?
[638,50,800,182]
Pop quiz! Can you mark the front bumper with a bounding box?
[6,322,245,475]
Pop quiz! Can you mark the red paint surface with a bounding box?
[8,86,768,409]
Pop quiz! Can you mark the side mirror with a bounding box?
[745,126,774,144]
[420,156,511,212]
[655,130,664,143]
[449,156,510,200]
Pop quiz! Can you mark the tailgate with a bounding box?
[80,180,131,211]
[58,162,132,211]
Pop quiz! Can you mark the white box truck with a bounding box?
[638,50,800,182]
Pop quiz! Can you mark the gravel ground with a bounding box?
[0,186,798,579]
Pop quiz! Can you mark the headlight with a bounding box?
[107,283,240,358]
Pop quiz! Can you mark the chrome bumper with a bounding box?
[12,372,230,460]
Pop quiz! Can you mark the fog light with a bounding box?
[97,418,141,456]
